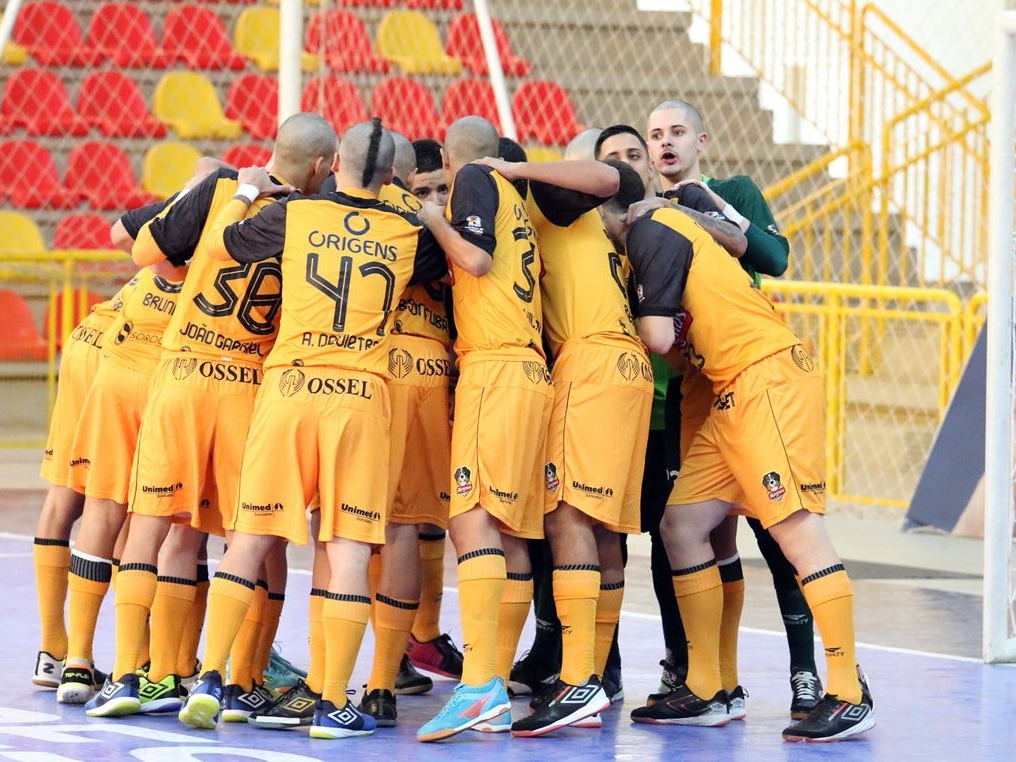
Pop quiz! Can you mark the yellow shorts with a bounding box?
[40,316,110,486]
[449,351,554,540]
[232,366,391,546]
[67,354,152,503]
[544,339,653,534]
[129,355,264,537]
[669,345,826,528]
[386,335,452,528]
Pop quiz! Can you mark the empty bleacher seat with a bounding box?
[0,140,79,208]
[0,211,47,255]
[12,1,101,66]
[226,74,279,140]
[377,10,462,75]
[441,78,501,131]
[222,143,273,168]
[512,80,584,146]
[0,290,48,361]
[370,77,442,142]
[153,72,243,139]
[234,6,317,72]
[78,71,167,138]
[407,0,464,8]
[163,5,247,70]
[301,76,368,137]
[2,69,89,136]
[84,4,173,68]
[305,10,389,73]
[54,213,113,250]
[446,12,530,77]
[142,142,201,200]
[67,141,157,211]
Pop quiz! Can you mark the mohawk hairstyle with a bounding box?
[362,116,384,187]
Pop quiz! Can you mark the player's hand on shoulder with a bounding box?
[237,166,295,198]
[625,196,667,224]
[673,178,725,210]
[472,156,522,180]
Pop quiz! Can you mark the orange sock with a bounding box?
[253,592,285,685]
[229,580,267,690]
[412,532,445,642]
[177,564,208,677]
[306,588,326,694]
[202,573,256,677]
[553,567,599,685]
[368,595,418,692]
[66,551,112,665]
[718,556,745,692]
[801,566,861,703]
[672,561,723,699]
[148,577,196,682]
[112,564,158,679]
[457,550,506,686]
[322,594,371,705]
[34,540,71,657]
[495,572,533,681]
[595,580,625,677]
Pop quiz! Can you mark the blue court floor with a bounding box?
[5,531,1016,762]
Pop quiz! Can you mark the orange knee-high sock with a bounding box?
[595,580,624,677]
[148,577,196,682]
[553,567,600,685]
[801,565,861,703]
[718,556,745,692]
[413,531,446,642]
[66,550,112,665]
[202,573,256,677]
[457,549,506,686]
[229,580,267,690]
[112,564,158,679]
[253,592,285,685]
[321,594,371,705]
[177,562,208,677]
[494,572,533,682]
[35,539,71,658]
[368,595,418,693]
[306,588,327,694]
[672,561,723,699]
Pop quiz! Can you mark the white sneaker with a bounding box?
[33,651,63,689]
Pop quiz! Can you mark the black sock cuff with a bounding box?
[324,592,371,605]
[118,562,158,575]
[69,553,112,583]
[310,587,329,598]
[35,537,70,547]
[157,575,197,586]
[554,564,601,573]
[801,564,845,586]
[718,558,744,583]
[418,531,446,542]
[213,571,256,590]
[600,580,625,591]
[376,593,419,610]
[268,592,286,602]
[506,571,533,582]
[672,559,717,577]
[256,578,269,590]
[111,558,121,567]
[196,563,210,584]
[457,547,504,564]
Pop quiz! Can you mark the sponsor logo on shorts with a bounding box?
[713,391,735,411]
[545,462,560,493]
[341,502,381,522]
[142,481,184,496]
[800,481,826,493]
[616,352,641,382]
[571,480,614,498]
[43,448,53,458]
[792,345,815,372]
[279,368,306,397]
[488,486,518,503]
[241,501,284,513]
[762,471,786,501]
[439,491,451,502]
[522,361,551,385]
[303,377,374,398]
[454,466,473,496]
[388,348,413,379]
[70,457,90,467]
[115,321,133,344]
[172,358,198,380]
[194,361,261,385]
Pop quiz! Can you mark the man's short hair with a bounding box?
[650,100,706,133]
[497,137,529,198]
[601,159,645,213]
[595,124,648,159]
[413,139,443,174]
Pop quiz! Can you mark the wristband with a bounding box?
[722,203,746,227]
[234,184,259,205]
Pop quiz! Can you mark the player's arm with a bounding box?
[417,164,499,277]
[112,195,178,254]
[626,217,694,355]
[476,156,618,199]
[132,172,224,266]
[203,168,293,262]
[662,184,747,258]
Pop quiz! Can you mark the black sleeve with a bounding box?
[626,217,693,317]
[119,195,177,240]
[662,184,724,216]
[409,227,450,285]
[148,169,235,266]
[528,180,610,228]
[223,197,290,263]
[448,164,499,256]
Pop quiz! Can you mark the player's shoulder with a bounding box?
[708,174,764,198]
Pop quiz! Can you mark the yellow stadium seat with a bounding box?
[2,41,27,65]
[376,10,462,75]
[153,71,243,139]
[142,142,201,200]
[526,146,563,162]
[0,211,46,255]
[234,7,318,72]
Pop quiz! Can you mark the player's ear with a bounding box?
[697,131,709,153]
[441,147,450,171]
[381,166,394,186]
[330,152,339,173]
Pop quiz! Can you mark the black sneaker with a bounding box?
[511,676,610,737]
[602,662,624,704]
[249,678,320,729]
[84,674,142,717]
[630,685,730,727]
[507,651,559,697]
[789,669,823,719]
[222,682,274,722]
[394,654,433,696]
[646,657,683,705]
[359,688,397,727]
[727,685,747,720]
[56,664,97,704]
[783,667,874,742]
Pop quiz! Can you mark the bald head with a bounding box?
[444,116,499,171]
[564,128,603,161]
[339,119,395,191]
[651,100,705,134]
[274,112,338,171]
[390,132,416,184]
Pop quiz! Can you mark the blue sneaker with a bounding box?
[417,676,511,742]
[472,708,512,733]
[178,670,224,729]
[265,646,307,694]
[222,682,274,722]
[85,674,141,717]
[309,698,377,739]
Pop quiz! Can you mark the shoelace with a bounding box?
[790,672,820,702]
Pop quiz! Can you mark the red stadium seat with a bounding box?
[84,4,173,68]
[54,213,113,250]
[78,71,167,138]
[12,1,101,66]
[512,79,584,146]
[0,140,79,209]
[44,289,106,349]
[301,75,368,137]
[446,12,530,77]
[225,74,279,140]
[441,78,501,131]
[0,290,48,361]
[66,141,157,211]
[163,5,247,70]
[2,69,89,136]
[338,0,396,6]
[222,143,273,168]
[305,10,389,73]
[371,77,442,142]
[407,0,464,9]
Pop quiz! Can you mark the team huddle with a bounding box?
[30,100,875,745]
